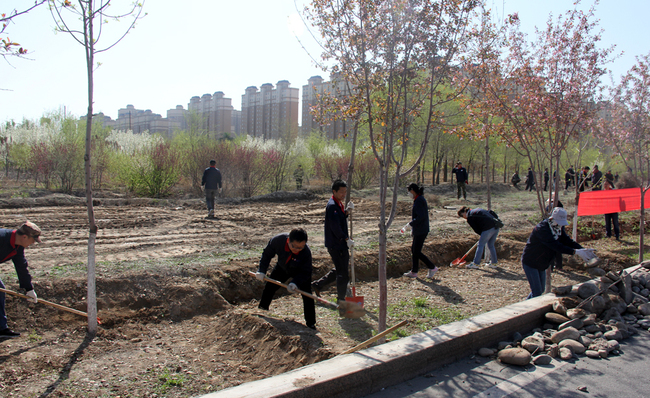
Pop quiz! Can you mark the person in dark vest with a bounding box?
[201,160,223,218]
[0,222,42,339]
[402,183,439,279]
[254,228,316,329]
[451,161,468,200]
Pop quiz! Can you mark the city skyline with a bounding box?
[2,0,649,124]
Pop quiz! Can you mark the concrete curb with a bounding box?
[199,294,557,398]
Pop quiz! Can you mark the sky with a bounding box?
[1,0,649,124]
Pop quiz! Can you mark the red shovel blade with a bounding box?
[346,287,364,308]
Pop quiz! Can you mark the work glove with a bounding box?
[575,248,597,262]
[287,283,299,294]
[200,185,205,192]
[219,187,223,194]
[26,289,38,304]
[255,272,266,282]
[400,223,412,234]
[347,239,355,249]
[346,201,355,213]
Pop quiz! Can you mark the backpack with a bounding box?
[489,210,505,229]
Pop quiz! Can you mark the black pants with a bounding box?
[605,213,620,239]
[259,266,316,327]
[313,247,349,301]
[411,233,435,272]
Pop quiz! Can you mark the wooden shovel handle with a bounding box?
[341,320,409,354]
[247,271,338,309]
[0,287,89,318]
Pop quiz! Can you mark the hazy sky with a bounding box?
[2,0,649,123]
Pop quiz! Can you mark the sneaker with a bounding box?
[487,263,498,269]
[427,267,439,279]
[0,328,20,338]
[403,271,418,278]
[307,324,316,330]
[465,263,479,269]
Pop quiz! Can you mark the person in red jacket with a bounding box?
[0,221,42,339]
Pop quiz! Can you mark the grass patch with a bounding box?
[388,297,465,332]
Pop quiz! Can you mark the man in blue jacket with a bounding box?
[201,160,222,218]
[0,221,41,339]
[311,180,354,307]
[254,228,315,329]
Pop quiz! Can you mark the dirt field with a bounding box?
[0,184,640,397]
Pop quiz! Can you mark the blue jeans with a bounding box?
[473,227,499,264]
[523,263,546,299]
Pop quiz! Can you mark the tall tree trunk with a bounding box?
[485,133,491,210]
[83,9,98,336]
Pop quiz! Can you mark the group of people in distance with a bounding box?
[511,164,620,193]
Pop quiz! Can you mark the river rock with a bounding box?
[553,301,568,315]
[579,335,593,347]
[547,343,559,358]
[588,267,606,277]
[639,303,650,316]
[498,348,531,366]
[582,313,598,326]
[626,304,638,314]
[584,295,606,316]
[578,282,601,299]
[559,347,573,360]
[478,347,496,357]
[545,312,570,324]
[533,354,553,365]
[512,332,523,343]
[588,337,609,351]
[607,339,620,352]
[557,296,582,309]
[601,308,623,323]
[641,289,650,297]
[585,350,601,359]
[621,271,634,304]
[566,308,587,319]
[559,339,586,354]
[559,318,583,330]
[497,341,512,350]
[550,327,581,343]
[604,329,623,341]
[521,336,545,354]
[552,285,573,296]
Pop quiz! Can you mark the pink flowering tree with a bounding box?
[599,53,650,262]
[459,5,613,218]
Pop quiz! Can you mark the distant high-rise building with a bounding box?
[241,80,299,140]
[115,105,165,134]
[302,74,354,139]
[188,91,234,138]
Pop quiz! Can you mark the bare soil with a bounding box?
[0,185,640,397]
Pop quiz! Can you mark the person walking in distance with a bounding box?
[452,161,468,200]
[591,165,603,191]
[0,222,42,339]
[254,228,316,329]
[311,180,354,309]
[201,160,222,218]
[525,168,535,191]
[402,184,439,279]
[543,168,549,191]
[603,181,620,240]
[458,206,500,269]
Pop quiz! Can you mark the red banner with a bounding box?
[577,187,650,216]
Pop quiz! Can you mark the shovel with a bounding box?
[247,271,365,319]
[450,241,479,267]
[346,212,364,308]
[0,287,102,324]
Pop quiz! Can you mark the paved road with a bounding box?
[365,331,650,398]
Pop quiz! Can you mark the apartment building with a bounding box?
[302,74,354,139]
[241,80,299,140]
[188,91,235,138]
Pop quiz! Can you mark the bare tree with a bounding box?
[48,0,145,334]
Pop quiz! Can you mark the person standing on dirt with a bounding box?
[521,207,594,299]
[201,160,222,218]
[543,168,549,191]
[511,171,521,189]
[603,180,620,240]
[0,221,41,339]
[402,183,439,279]
[565,167,575,190]
[293,165,305,190]
[457,206,500,270]
[525,168,535,191]
[254,228,316,329]
[452,161,468,200]
[311,180,354,305]
[591,165,603,191]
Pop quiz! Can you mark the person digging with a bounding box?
[0,221,42,339]
[254,228,316,330]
